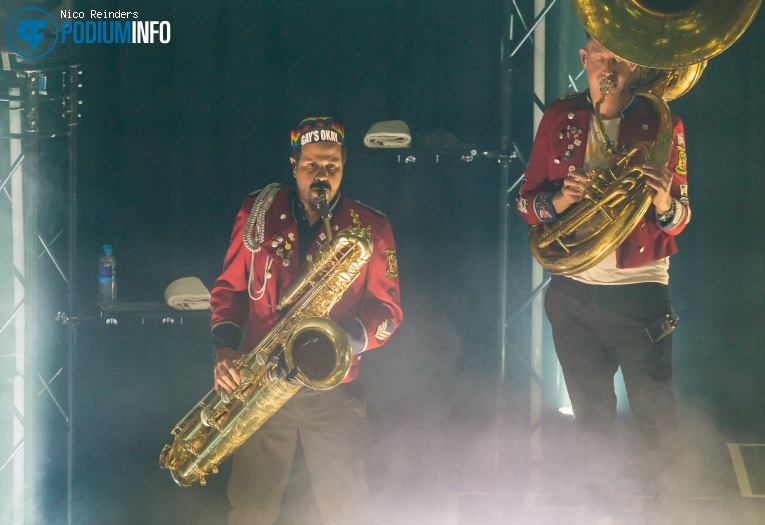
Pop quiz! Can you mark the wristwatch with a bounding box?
[657,199,675,222]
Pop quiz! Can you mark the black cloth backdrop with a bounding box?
[76,0,504,303]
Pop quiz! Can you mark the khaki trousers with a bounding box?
[227,381,369,525]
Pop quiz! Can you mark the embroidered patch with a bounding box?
[680,184,688,202]
[675,145,687,175]
[533,193,555,222]
[518,197,529,214]
[385,249,399,279]
[350,209,361,228]
[676,131,685,147]
[375,319,394,341]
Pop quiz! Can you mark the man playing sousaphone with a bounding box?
[516,33,690,510]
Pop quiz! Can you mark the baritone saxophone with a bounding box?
[159,226,373,487]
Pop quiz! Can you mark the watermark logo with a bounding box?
[6,7,59,58]
[6,8,171,58]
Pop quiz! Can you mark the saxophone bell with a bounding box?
[284,316,352,390]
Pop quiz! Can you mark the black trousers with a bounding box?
[545,275,677,496]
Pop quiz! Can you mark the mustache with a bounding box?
[310,181,331,193]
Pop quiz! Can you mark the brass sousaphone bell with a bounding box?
[529,0,762,274]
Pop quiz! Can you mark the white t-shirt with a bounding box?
[569,114,669,286]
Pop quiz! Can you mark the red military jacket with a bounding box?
[210,185,403,382]
[516,91,691,269]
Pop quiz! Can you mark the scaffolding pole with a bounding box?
[496,0,561,493]
[1,50,81,525]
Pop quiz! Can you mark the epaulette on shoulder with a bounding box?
[352,199,387,218]
[249,182,282,198]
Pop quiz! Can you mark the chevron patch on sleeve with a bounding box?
[374,319,394,341]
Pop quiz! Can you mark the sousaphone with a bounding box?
[529,0,762,274]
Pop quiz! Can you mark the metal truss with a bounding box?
[496,0,591,493]
[0,50,80,525]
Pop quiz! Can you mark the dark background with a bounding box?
[2,1,765,524]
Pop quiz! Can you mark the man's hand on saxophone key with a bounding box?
[214,347,242,394]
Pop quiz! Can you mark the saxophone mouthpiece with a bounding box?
[312,181,331,218]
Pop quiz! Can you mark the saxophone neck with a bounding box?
[323,216,333,243]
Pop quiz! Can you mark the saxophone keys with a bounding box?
[199,407,215,427]
[183,442,200,457]
[255,351,269,366]
[239,368,254,383]
[285,367,300,383]
[199,406,223,430]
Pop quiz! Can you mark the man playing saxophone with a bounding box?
[516,34,690,507]
[210,116,403,525]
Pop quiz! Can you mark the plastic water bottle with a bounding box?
[98,244,117,307]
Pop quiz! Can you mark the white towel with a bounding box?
[363,120,411,148]
[164,277,211,310]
